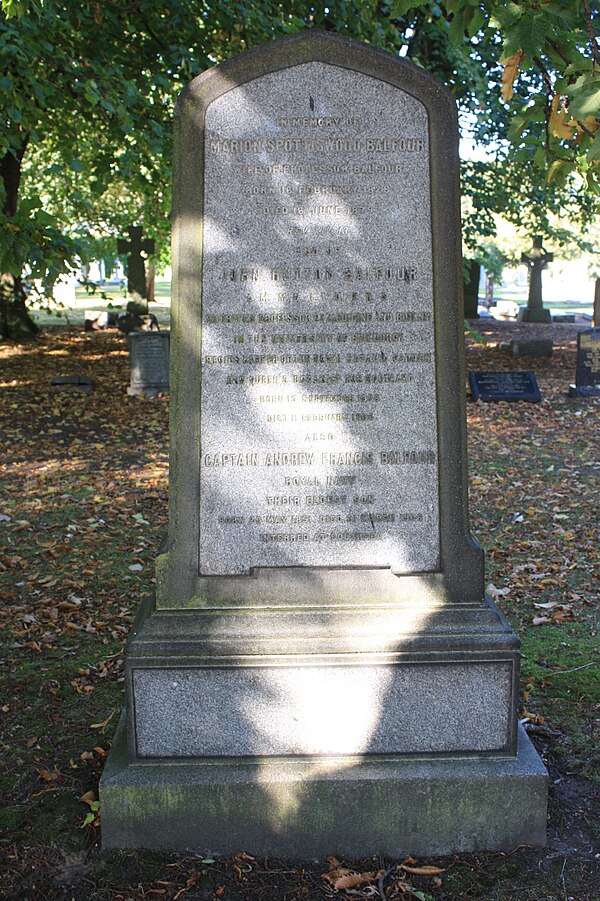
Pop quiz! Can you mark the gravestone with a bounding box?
[518,236,553,323]
[569,327,600,397]
[510,337,553,357]
[51,374,93,393]
[101,32,547,856]
[127,331,170,397]
[117,226,155,305]
[469,370,541,402]
[464,260,480,318]
[553,314,575,323]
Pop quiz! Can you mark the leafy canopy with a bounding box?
[0,0,598,305]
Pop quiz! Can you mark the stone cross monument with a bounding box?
[101,32,547,857]
[518,235,553,323]
[117,225,155,305]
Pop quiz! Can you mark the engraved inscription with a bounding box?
[200,63,439,575]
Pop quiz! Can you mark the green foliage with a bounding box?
[0,0,598,331]
[0,195,81,290]
[0,0,37,19]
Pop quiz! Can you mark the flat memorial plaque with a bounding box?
[200,63,439,576]
[469,370,541,403]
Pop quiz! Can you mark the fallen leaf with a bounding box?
[322,868,382,890]
[400,864,446,876]
[90,710,115,730]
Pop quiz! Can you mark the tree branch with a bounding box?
[533,55,554,95]
[533,56,554,152]
[582,0,600,70]
[547,39,572,68]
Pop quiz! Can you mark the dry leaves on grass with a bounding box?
[321,856,445,898]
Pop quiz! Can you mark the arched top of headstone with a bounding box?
[176,31,457,128]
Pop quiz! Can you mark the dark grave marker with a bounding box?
[469,370,541,402]
[127,331,170,397]
[51,375,94,393]
[569,327,600,397]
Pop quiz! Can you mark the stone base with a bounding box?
[127,385,169,398]
[101,718,547,856]
[569,384,600,397]
[517,308,552,323]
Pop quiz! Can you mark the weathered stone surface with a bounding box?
[101,717,547,855]
[199,62,438,576]
[132,661,512,757]
[160,31,484,610]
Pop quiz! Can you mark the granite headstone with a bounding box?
[101,32,547,857]
[127,331,170,397]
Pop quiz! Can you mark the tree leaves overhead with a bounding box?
[0,0,598,339]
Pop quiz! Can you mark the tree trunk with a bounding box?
[594,277,600,328]
[0,140,39,341]
[146,264,156,305]
[0,273,39,341]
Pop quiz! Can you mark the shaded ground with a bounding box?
[0,320,598,900]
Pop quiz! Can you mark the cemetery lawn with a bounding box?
[1,321,598,901]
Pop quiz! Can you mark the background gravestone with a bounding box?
[127,331,170,397]
[518,236,553,323]
[117,225,155,305]
[101,32,547,856]
[569,327,600,397]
